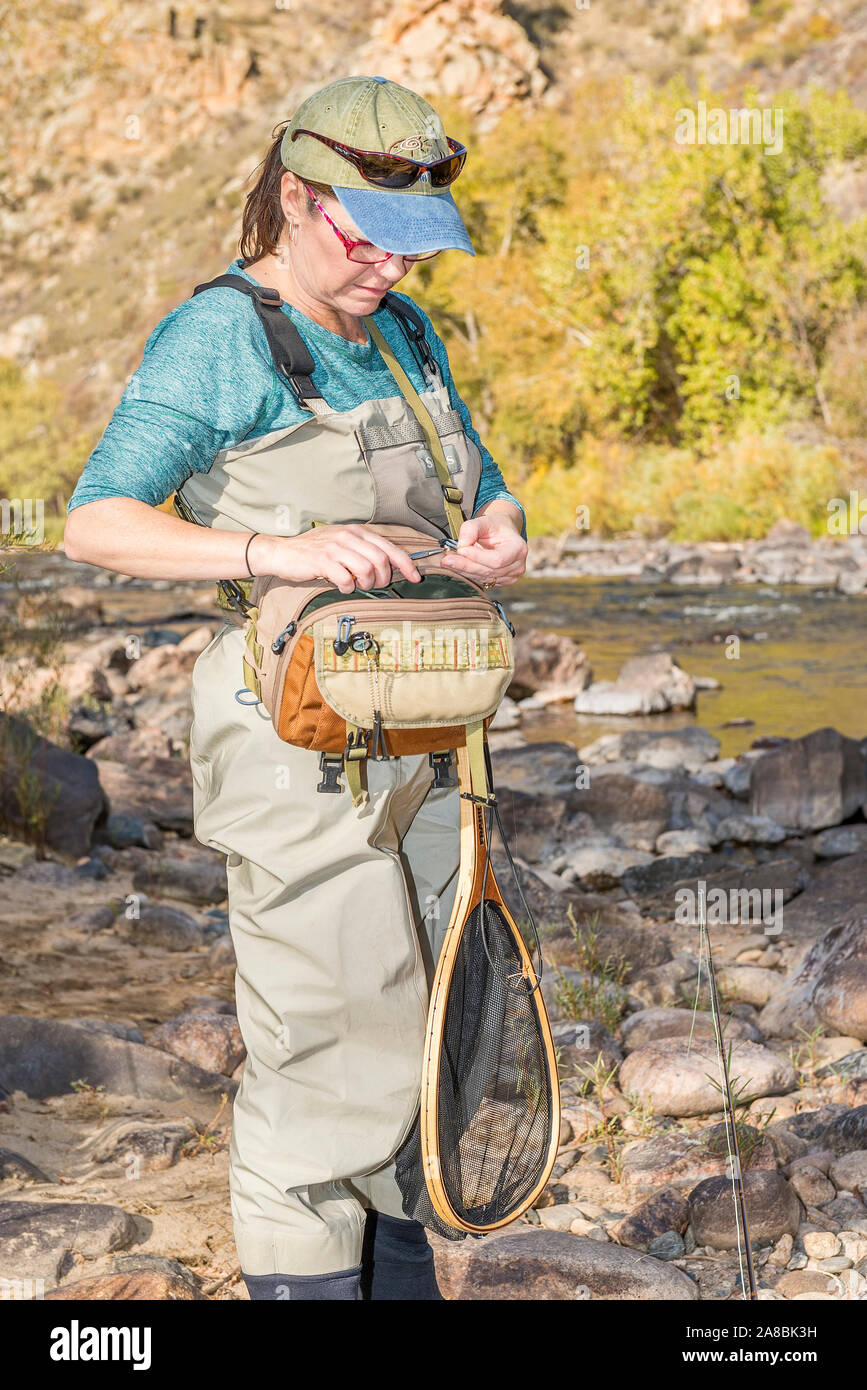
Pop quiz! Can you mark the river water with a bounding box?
[3,554,865,760]
[504,574,866,759]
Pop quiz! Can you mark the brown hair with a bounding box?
[238,121,335,266]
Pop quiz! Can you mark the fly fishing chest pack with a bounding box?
[174,275,518,809]
[175,276,560,1234]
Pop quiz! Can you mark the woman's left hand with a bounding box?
[440,513,528,588]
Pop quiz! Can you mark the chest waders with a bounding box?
[182,278,482,1279]
[181,278,557,1285]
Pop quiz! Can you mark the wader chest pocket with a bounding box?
[354,410,482,532]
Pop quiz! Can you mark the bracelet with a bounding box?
[244,532,260,577]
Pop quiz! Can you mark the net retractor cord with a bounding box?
[466,740,544,996]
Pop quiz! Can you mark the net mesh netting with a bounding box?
[394,899,553,1239]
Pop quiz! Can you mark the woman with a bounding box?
[65,74,528,1301]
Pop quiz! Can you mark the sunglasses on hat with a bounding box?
[289,129,467,189]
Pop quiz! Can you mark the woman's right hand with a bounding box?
[249,524,422,594]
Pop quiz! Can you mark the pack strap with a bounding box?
[363,316,464,543]
[192,274,327,414]
[463,720,491,803]
[343,723,370,808]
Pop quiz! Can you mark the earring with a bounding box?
[276,221,297,267]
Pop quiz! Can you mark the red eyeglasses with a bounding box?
[304,185,440,265]
[290,128,467,189]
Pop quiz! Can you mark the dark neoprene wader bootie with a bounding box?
[242,1266,362,1300]
[360,1210,445,1301]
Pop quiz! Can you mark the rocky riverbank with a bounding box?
[0,573,866,1301]
[527,519,867,594]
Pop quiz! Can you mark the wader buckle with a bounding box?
[344,727,370,761]
[429,751,455,789]
[317,752,345,794]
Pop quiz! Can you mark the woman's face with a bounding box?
[281,171,411,315]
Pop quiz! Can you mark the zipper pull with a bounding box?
[492,600,516,637]
[333,614,356,656]
[271,620,297,654]
[370,709,387,760]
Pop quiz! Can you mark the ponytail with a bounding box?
[238,121,335,265]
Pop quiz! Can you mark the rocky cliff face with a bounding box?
[0,0,864,460]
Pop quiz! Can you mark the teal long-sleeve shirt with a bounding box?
[66,258,527,540]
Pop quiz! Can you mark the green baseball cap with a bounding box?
[280,75,475,257]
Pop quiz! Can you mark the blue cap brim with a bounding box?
[331,184,476,257]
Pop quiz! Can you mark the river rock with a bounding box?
[0,1148,51,1182]
[689,1171,802,1249]
[627,956,699,1009]
[492,787,573,864]
[508,629,591,700]
[716,965,781,1006]
[552,1020,622,1085]
[619,852,730,899]
[813,825,867,859]
[568,774,671,851]
[761,916,867,1040]
[148,1012,245,1075]
[92,756,194,835]
[87,724,175,763]
[120,903,204,953]
[750,727,867,831]
[125,642,199,694]
[65,1019,145,1043]
[579,727,720,773]
[776,1269,837,1296]
[132,853,227,907]
[184,995,237,1016]
[656,829,714,855]
[0,1016,237,1102]
[44,1269,207,1300]
[430,1229,697,1299]
[488,695,521,730]
[828,1151,867,1194]
[823,1107,867,1156]
[103,811,163,851]
[645,857,809,933]
[489,741,582,797]
[0,1200,138,1286]
[91,1120,195,1173]
[611,1187,689,1250]
[0,712,106,857]
[620,1131,776,1196]
[619,1038,796,1117]
[575,653,696,716]
[787,1165,836,1207]
[541,967,627,1027]
[711,815,787,845]
[620,1007,761,1052]
[208,934,236,973]
[812,916,867,1041]
[559,845,655,890]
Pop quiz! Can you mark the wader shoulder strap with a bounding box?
[363,315,465,543]
[191,274,324,413]
[382,293,442,387]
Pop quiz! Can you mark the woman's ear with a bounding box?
[280,170,306,222]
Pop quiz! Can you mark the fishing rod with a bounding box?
[694,884,758,1301]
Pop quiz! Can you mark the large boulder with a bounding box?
[760,916,867,1040]
[619,1038,796,1117]
[749,728,867,831]
[0,1016,237,1104]
[431,1229,698,1300]
[0,712,105,857]
[508,629,591,700]
[0,1200,138,1288]
[688,1171,802,1250]
[575,653,696,717]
